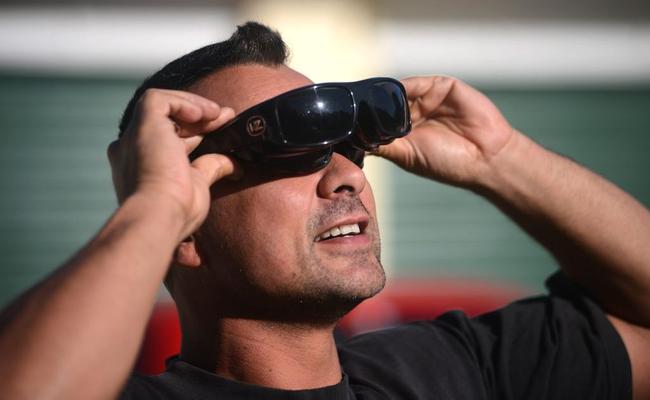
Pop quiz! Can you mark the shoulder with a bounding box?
[338,314,489,398]
[338,273,631,399]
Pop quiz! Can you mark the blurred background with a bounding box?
[1,0,649,310]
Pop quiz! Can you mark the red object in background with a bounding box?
[134,302,181,375]
[135,279,526,375]
[336,279,525,336]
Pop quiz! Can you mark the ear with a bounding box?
[174,236,202,268]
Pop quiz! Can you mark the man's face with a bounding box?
[187,64,385,322]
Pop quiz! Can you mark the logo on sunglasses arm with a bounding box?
[246,116,266,136]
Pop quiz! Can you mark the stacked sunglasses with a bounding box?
[189,77,412,174]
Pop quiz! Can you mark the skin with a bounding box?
[189,65,384,317]
[0,64,648,398]
[171,65,385,388]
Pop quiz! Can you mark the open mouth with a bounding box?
[314,221,367,242]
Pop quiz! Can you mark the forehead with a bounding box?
[188,64,313,113]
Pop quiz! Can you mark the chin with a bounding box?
[293,259,387,325]
[222,249,386,326]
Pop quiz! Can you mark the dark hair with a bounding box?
[118,21,289,135]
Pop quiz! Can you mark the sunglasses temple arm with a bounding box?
[189,123,251,160]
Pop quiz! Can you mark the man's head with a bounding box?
[119,22,385,327]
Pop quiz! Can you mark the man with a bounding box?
[0,22,648,399]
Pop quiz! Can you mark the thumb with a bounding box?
[191,154,242,186]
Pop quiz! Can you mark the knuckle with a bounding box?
[213,156,230,171]
[139,88,164,108]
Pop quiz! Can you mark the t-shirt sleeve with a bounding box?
[438,272,632,399]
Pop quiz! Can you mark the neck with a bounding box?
[180,318,342,390]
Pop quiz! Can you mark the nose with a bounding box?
[317,153,367,199]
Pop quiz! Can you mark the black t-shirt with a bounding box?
[121,274,631,399]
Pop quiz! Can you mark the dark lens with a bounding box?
[277,87,354,148]
[369,81,408,136]
[334,142,365,168]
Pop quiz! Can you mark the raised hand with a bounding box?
[375,76,515,188]
[107,89,237,240]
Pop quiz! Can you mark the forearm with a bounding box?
[0,192,185,399]
[476,131,650,326]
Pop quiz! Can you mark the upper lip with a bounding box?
[315,215,369,241]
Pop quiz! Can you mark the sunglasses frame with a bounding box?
[190,77,411,164]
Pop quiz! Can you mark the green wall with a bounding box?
[1,73,649,306]
[0,75,137,306]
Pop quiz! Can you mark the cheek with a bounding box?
[248,190,311,262]
[360,180,377,217]
[203,185,314,280]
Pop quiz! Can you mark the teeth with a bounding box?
[316,223,361,242]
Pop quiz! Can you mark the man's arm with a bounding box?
[480,129,650,399]
[376,76,650,398]
[0,89,236,399]
[480,130,650,325]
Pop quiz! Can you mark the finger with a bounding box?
[371,139,413,164]
[191,154,242,186]
[166,96,217,125]
[401,75,454,99]
[176,106,236,140]
[401,76,434,101]
[154,89,222,110]
[200,106,236,133]
[401,76,456,121]
[401,77,435,123]
[151,89,225,121]
[137,89,223,130]
[182,136,203,154]
[133,91,234,147]
[167,93,225,124]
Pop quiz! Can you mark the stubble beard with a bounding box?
[281,198,386,325]
[196,197,386,326]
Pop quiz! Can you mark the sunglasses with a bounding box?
[189,77,411,174]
